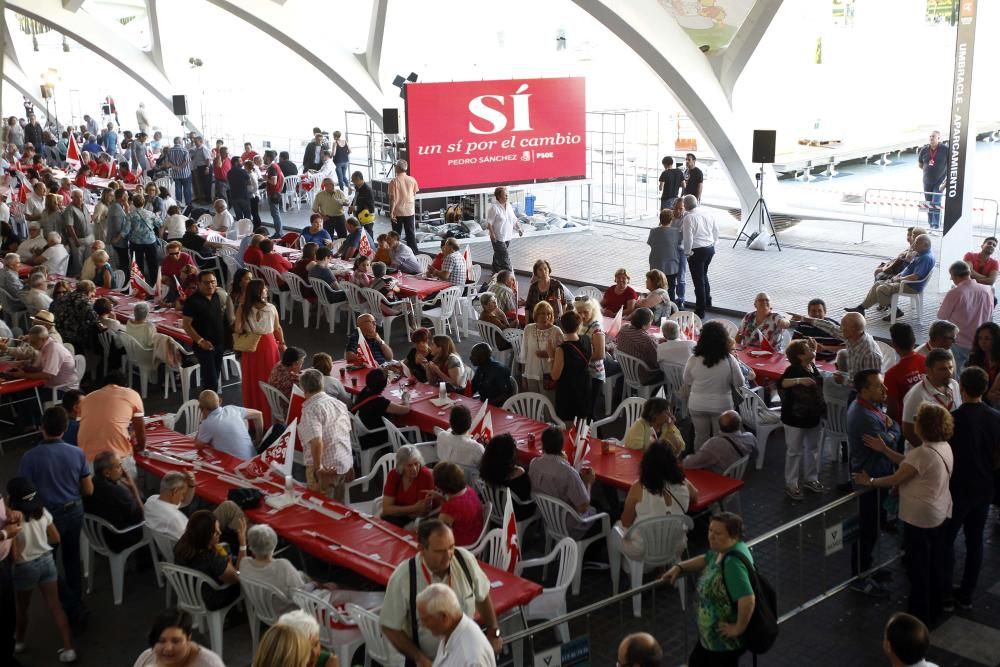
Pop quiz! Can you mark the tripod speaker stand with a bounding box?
[734,163,781,251]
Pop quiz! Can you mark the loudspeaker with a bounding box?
[752,130,776,164]
[383,109,399,135]
[171,95,188,116]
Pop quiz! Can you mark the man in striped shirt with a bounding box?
[430,238,467,287]
[166,137,193,206]
[298,369,353,501]
[807,311,883,378]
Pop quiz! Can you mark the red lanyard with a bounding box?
[927,146,939,166]
[420,558,451,587]
[923,379,953,410]
[856,398,886,422]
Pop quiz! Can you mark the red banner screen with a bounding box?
[404,77,586,192]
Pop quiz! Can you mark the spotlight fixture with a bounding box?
[188,57,203,67]
[406,72,418,83]
[62,36,70,52]
[393,74,419,100]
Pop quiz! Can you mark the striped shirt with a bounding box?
[166,145,192,178]
[299,393,352,475]
[812,319,883,375]
[442,252,466,286]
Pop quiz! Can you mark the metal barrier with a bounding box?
[497,489,901,665]
[863,188,999,240]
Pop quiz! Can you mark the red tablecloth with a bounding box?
[202,230,300,260]
[97,289,192,344]
[329,259,450,300]
[734,346,837,383]
[331,360,742,514]
[86,177,139,192]
[0,361,46,396]
[137,423,541,614]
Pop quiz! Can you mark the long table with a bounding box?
[136,422,541,615]
[734,345,837,383]
[331,360,742,514]
[96,288,192,344]
[329,258,451,300]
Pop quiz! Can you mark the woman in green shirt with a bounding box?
[663,512,756,666]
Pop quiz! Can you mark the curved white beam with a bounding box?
[357,0,388,84]
[571,0,759,214]
[710,0,784,104]
[4,56,59,126]
[204,0,386,128]
[6,0,198,133]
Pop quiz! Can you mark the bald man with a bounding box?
[193,390,263,460]
[617,632,662,667]
[846,234,935,321]
[801,311,883,381]
[683,410,756,473]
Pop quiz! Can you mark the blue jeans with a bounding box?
[952,345,970,371]
[334,162,349,189]
[268,194,284,236]
[174,176,193,206]
[49,500,84,621]
[924,187,943,229]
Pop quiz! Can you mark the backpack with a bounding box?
[722,549,778,656]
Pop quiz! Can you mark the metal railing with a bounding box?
[863,187,999,239]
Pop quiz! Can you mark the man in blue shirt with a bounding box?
[193,390,263,460]
[846,369,900,597]
[102,122,118,157]
[338,216,374,261]
[846,234,934,321]
[60,390,83,446]
[18,406,94,625]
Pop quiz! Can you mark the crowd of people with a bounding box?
[0,108,992,667]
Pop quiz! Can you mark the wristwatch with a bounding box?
[486,626,500,639]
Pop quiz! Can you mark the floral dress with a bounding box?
[737,311,785,348]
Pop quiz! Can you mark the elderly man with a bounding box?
[916,319,958,356]
[487,270,518,318]
[83,451,144,552]
[61,189,93,275]
[211,198,233,234]
[0,253,24,304]
[382,520,502,666]
[618,633,663,667]
[387,230,420,274]
[900,348,960,447]
[430,238,466,287]
[313,177,349,239]
[107,188,131,269]
[166,136,193,206]
[918,131,948,229]
[24,183,46,223]
[17,222,47,262]
[937,260,993,369]
[656,319,695,370]
[682,411,756,474]
[189,134,212,203]
[416,583,496,667]
[10,325,77,393]
[22,272,52,317]
[846,233,935,321]
[77,370,145,477]
[299,369,353,500]
[529,427,598,536]
[806,312,882,379]
[883,613,936,667]
[346,314,393,365]
[615,307,663,385]
[388,159,420,252]
[30,231,69,276]
[18,406,92,627]
[681,194,718,319]
[183,270,230,392]
[337,216,374,261]
[486,185,521,273]
[143,471,197,539]
[193,390,263,461]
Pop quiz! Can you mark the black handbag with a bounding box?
[227,488,263,510]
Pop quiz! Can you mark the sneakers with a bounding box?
[882,308,905,322]
[843,306,865,314]
[803,480,827,493]
[785,486,804,501]
[58,649,77,663]
[849,576,891,598]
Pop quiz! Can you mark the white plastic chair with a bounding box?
[469,527,508,570]
[515,537,578,643]
[477,320,515,367]
[171,399,203,437]
[350,413,391,477]
[609,515,692,617]
[258,381,290,427]
[255,265,291,319]
[660,362,689,420]
[533,493,612,595]
[876,340,898,373]
[464,500,493,549]
[281,175,301,211]
[343,451,395,516]
[112,269,127,290]
[241,578,291,653]
[161,563,243,659]
[576,285,604,302]
[502,392,564,427]
[340,282,370,331]
[718,455,751,514]
[616,352,663,400]
[293,589,367,667]
[146,528,177,605]
[476,481,539,543]
[889,275,929,325]
[717,319,739,339]
[346,603,403,667]
[235,218,254,240]
[163,338,200,403]
[668,311,703,334]
[96,329,118,377]
[420,286,463,341]
[820,394,850,465]
[310,278,347,333]
[380,417,425,454]
[592,397,646,440]
[197,213,213,229]
[82,514,157,605]
[361,287,411,343]
[501,328,524,377]
[117,331,157,398]
[414,254,432,274]
[46,354,85,407]
[737,386,784,470]
[284,273,312,326]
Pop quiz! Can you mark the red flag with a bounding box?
[130,261,150,299]
[286,384,306,452]
[463,245,473,282]
[471,409,494,442]
[606,307,623,339]
[502,490,520,573]
[16,182,30,204]
[358,230,374,258]
[356,335,378,367]
[760,333,775,353]
[236,419,297,480]
[66,133,81,167]
[563,421,578,461]
[109,160,119,178]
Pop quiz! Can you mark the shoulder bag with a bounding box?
[233,311,261,352]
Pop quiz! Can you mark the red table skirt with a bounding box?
[97,289,192,344]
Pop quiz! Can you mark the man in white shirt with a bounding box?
[486,186,521,273]
[38,232,69,275]
[656,319,695,371]
[142,471,196,540]
[680,195,718,319]
[900,348,960,447]
[435,406,484,467]
[193,390,263,461]
[211,199,234,233]
[417,584,496,667]
[24,183,47,222]
[17,222,47,262]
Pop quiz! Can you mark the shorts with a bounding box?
[13,552,57,591]
[306,465,354,503]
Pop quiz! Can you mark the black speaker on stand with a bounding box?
[172,95,188,116]
[735,130,781,251]
[383,109,399,135]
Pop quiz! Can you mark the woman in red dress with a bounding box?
[234,279,285,425]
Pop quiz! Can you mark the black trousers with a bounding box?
[852,487,886,575]
[195,165,212,202]
[688,245,715,318]
[689,641,744,667]
[943,501,990,599]
[0,559,18,665]
[491,239,511,273]
[231,198,252,222]
[393,215,418,253]
[324,214,347,239]
[903,520,951,623]
[194,344,224,393]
